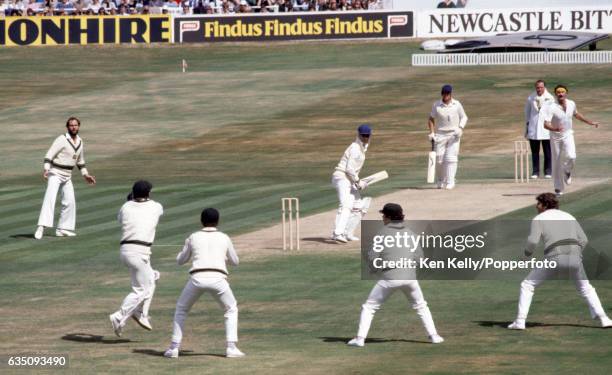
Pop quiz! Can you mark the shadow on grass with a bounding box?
[302,237,340,245]
[62,333,133,344]
[133,349,226,358]
[10,234,35,239]
[501,194,538,197]
[319,336,430,344]
[474,320,602,329]
[402,187,439,190]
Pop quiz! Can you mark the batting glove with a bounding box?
[358,180,369,190]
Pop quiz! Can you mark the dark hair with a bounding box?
[66,116,81,127]
[535,79,545,86]
[201,208,220,227]
[536,193,559,210]
[554,84,569,93]
[132,180,153,199]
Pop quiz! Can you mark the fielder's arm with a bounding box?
[177,237,193,265]
[574,111,600,128]
[524,219,542,257]
[226,238,239,266]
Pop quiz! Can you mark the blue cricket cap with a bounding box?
[357,124,372,135]
[441,84,453,94]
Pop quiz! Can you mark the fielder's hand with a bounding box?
[591,121,600,128]
[84,174,96,185]
[43,170,49,180]
[428,132,436,142]
[453,128,463,138]
[358,180,369,190]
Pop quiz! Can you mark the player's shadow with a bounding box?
[302,237,340,244]
[10,234,35,239]
[61,333,132,344]
[403,186,440,190]
[501,194,537,197]
[133,349,225,358]
[474,320,602,329]
[319,336,430,344]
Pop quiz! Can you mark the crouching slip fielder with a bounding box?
[34,117,96,239]
[428,84,468,190]
[164,208,244,359]
[331,124,373,244]
[541,85,600,196]
[110,180,163,337]
[347,203,444,347]
[508,193,612,330]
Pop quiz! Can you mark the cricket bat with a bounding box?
[427,140,436,183]
[362,170,389,186]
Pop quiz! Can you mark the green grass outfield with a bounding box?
[1,40,612,374]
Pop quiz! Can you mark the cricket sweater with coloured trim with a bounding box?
[43,133,89,178]
[177,227,239,278]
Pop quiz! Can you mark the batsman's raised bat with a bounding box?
[427,140,436,183]
[362,170,389,185]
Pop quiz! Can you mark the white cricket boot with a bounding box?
[347,337,365,347]
[109,312,123,337]
[332,234,348,243]
[164,347,179,358]
[429,334,444,344]
[226,346,245,358]
[132,313,153,331]
[507,320,526,330]
[600,316,612,328]
[34,226,44,240]
[56,229,76,237]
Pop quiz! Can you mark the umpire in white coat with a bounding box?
[109,180,163,337]
[524,80,554,179]
[508,193,612,330]
[164,208,245,359]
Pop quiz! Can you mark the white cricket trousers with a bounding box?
[356,280,439,339]
[550,133,576,193]
[515,251,607,321]
[171,275,239,344]
[37,174,76,230]
[332,175,361,236]
[434,133,460,186]
[116,251,156,325]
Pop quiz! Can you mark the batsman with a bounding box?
[331,124,374,243]
[428,84,468,190]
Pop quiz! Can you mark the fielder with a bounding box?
[331,124,373,243]
[110,180,163,337]
[524,79,554,179]
[34,117,96,239]
[164,208,244,359]
[347,203,444,347]
[508,193,612,330]
[428,84,468,190]
[542,84,600,196]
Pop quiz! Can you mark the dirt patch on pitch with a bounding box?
[234,178,607,259]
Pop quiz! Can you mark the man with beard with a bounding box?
[34,117,96,239]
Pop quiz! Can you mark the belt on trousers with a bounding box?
[544,238,582,256]
[120,240,153,247]
[51,161,75,170]
[189,268,228,276]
